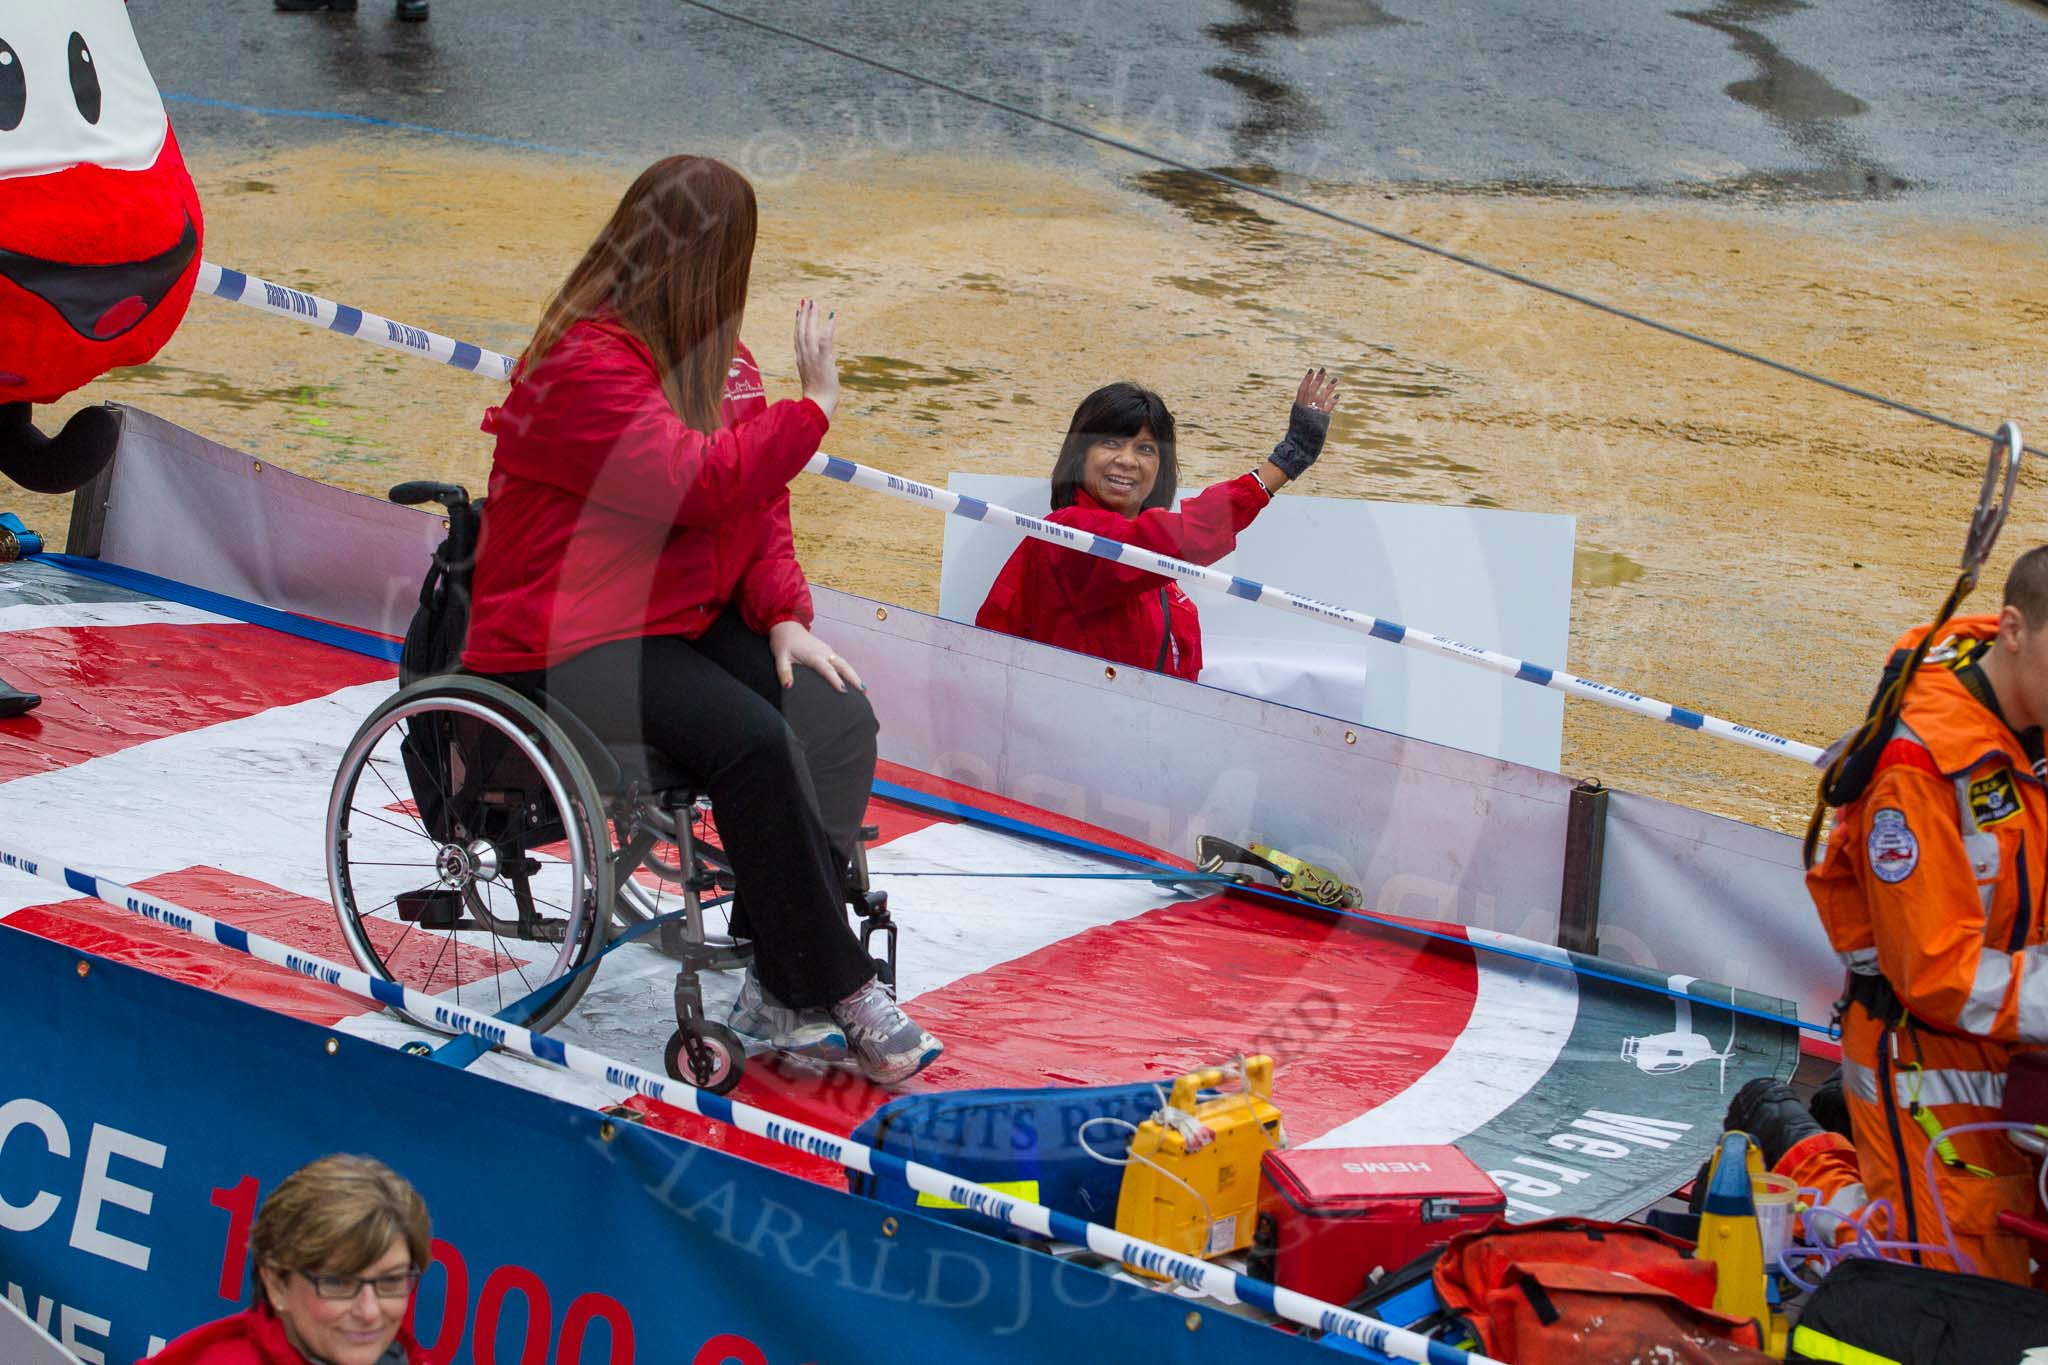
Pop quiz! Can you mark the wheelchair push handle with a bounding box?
[389,481,472,513]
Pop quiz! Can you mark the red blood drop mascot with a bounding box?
[0,0,202,714]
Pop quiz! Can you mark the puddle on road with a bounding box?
[1574,548,1648,588]
[841,355,987,392]
[1208,0,1408,53]
[1132,167,1283,232]
[102,363,343,413]
[1675,0,1908,202]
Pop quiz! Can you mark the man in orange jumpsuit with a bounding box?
[1766,548,2048,1283]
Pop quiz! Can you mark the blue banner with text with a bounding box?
[0,926,1328,1364]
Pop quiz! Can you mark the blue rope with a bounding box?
[31,554,401,662]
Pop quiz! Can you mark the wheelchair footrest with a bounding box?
[397,887,462,929]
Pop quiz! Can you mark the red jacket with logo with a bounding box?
[141,1304,427,1365]
[974,474,1269,681]
[461,316,826,673]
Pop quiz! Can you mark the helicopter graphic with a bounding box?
[1621,984,1740,1092]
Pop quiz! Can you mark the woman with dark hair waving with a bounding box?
[977,369,1339,680]
[461,155,940,1085]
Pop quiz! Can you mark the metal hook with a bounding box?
[1961,421,2023,588]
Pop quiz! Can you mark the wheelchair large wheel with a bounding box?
[327,675,615,1034]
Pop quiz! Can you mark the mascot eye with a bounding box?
[68,32,101,125]
[0,40,22,133]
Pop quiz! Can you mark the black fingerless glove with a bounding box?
[1268,403,1329,480]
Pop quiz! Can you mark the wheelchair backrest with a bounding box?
[397,490,483,688]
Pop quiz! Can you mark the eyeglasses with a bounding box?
[294,1268,420,1301]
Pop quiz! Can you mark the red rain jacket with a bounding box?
[141,1304,428,1365]
[462,316,827,673]
[974,474,1269,681]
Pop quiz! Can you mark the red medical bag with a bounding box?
[1250,1146,1505,1304]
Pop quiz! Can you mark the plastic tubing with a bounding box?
[1779,1196,1956,1290]
[1921,1119,2044,1276]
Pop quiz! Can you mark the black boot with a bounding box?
[396,0,429,19]
[0,403,121,495]
[0,677,40,718]
[1809,1067,1852,1137]
[1725,1076,1825,1168]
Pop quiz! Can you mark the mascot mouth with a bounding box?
[0,213,199,344]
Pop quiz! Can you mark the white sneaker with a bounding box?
[727,969,847,1060]
[831,977,942,1085]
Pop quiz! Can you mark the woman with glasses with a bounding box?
[146,1154,430,1365]
[976,369,1340,681]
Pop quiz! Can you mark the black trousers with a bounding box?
[518,612,879,1009]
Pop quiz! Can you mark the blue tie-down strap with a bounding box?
[846,1079,1216,1237]
[428,904,698,1068]
[1325,1269,1455,1361]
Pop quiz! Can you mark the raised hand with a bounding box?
[1269,366,1338,481]
[1295,366,1339,415]
[794,298,839,423]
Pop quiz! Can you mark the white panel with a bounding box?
[937,473,1573,770]
[0,1294,73,1365]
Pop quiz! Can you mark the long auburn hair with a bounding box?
[1049,382,1179,512]
[522,156,758,433]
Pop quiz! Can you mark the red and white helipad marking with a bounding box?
[0,578,1577,1187]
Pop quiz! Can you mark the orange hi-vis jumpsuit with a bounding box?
[1801,614,2048,1284]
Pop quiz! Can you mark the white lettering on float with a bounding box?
[0,1097,166,1270]
[1490,1108,1693,1218]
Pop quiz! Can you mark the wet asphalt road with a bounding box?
[124,0,2048,218]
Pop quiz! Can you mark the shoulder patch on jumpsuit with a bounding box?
[1868,807,1920,884]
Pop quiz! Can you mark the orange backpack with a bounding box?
[1432,1218,1774,1364]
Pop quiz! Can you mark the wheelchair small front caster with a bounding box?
[664,1020,744,1095]
[870,955,895,994]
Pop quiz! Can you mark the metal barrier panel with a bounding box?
[1596,789,1836,1029]
[815,592,1579,946]
[93,404,440,639]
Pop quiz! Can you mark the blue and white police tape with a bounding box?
[805,454,1826,766]
[0,838,1498,1365]
[194,257,1824,767]
[196,261,517,380]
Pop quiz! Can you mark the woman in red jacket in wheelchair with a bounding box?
[460,155,939,1085]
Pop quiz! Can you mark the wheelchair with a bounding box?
[323,481,897,1094]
